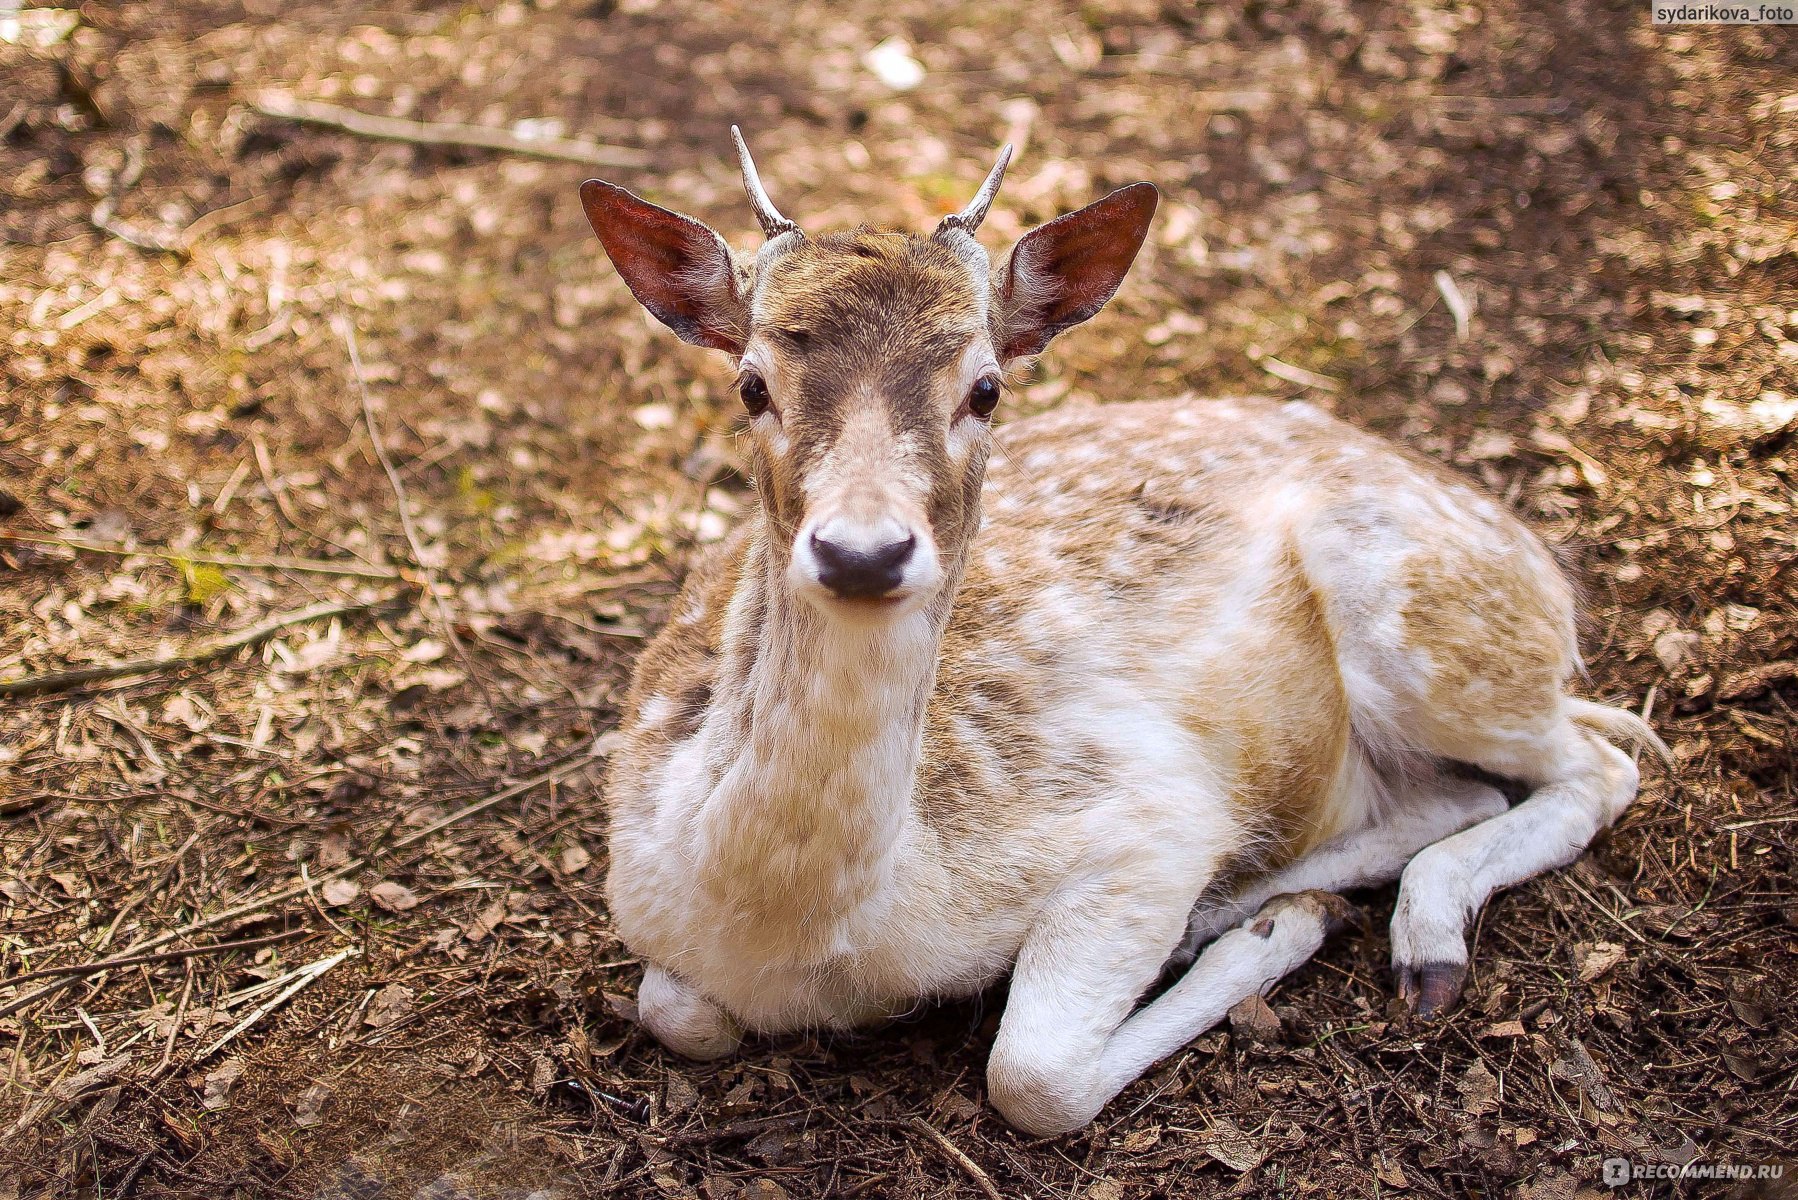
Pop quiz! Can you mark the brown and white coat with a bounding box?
[582,134,1666,1135]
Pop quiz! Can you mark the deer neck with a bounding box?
[692,525,951,951]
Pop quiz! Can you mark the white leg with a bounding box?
[638,963,742,1059]
[1181,773,1508,952]
[1390,730,1640,1014]
[1096,891,1354,1097]
[988,889,1351,1135]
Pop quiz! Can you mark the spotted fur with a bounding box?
[581,154,1667,1135]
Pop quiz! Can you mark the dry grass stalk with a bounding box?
[0,533,404,581]
[252,92,651,170]
[196,946,358,1062]
[0,594,401,699]
[907,1117,1005,1200]
[0,756,592,1020]
[338,317,502,730]
[1,930,307,989]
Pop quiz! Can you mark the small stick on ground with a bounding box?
[908,1116,1005,1200]
[154,965,197,1077]
[197,946,357,1062]
[0,755,594,1020]
[0,594,401,699]
[3,930,310,988]
[655,1113,810,1148]
[0,531,404,580]
[252,92,650,170]
[251,433,307,530]
[339,316,502,728]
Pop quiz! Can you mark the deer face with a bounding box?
[580,132,1157,620]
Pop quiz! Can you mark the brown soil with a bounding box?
[2,2,1794,1197]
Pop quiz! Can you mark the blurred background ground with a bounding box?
[1,1,1795,1196]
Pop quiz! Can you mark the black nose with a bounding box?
[810,532,916,599]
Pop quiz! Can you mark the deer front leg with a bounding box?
[638,963,742,1060]
[989,889,1352,1135]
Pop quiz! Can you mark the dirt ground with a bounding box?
[2,1,1795,1196]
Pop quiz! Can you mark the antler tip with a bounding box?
[731,126,799,241]
[936,142,1015,239]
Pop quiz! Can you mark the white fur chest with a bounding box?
[604,640,1247,1035]
[605,751,1030,1032]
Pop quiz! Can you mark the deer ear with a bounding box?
[580,180,747,355]
[994,182,1158,362]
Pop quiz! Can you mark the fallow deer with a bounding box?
[579,131,1666,1135]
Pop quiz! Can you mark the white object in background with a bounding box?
[864,37,925,91]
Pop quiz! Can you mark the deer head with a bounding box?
[580,130,1157,621]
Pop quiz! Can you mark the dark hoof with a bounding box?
[1395,961,1468,1017]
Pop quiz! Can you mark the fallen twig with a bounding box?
[656,1113,809,1147]
[7,1054,132,1137]
[2,930,309,988]
[1434,270,1474,342]
[0,531,405,580]
[89,133,185,256]
[198,946,357,1061]
[0,755,595,1020]
[154,966,197,1077]
[253,92,650,170]
[340,317,501,726]
[1259,356,1342,394]
[908,1116,1004,1200]
[0,594,402,699]
[1719,659,1798,701]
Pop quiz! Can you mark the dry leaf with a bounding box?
[1461,429,1516,462]
[201,1060,243,1111]
[464,895,509,943]
[364,983,415,1029]
[664,1074,699,1116]
[863,37,925,90]
[399,638,447,664]
[321,879,360,907]
[1652,628,1701,674]
[1202,1116,1266,1172]
[1576,941,1627,983]
[559,843,592,874]
[293,1083,330,1128]
[160,693,210,732]
[316,831,354,870]
[1228,993,1282,1043]
[1457,1060,1500,1116]
[1722,1052,1761,1082]
[369,881,419,912]
[1728,987,1770,1028]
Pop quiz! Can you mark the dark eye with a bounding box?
[739,372,771,416]
[967,376,1001,420]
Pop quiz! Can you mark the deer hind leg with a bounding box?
[989,884,1351,1135]
[1177,769,1509,957]
[1390,721,1641,1014]
[1293,492,1649,1014]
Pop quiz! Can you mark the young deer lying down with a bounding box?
[581,133,1667,1135]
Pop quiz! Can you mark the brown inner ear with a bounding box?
[579,180,746,354]
[996,182,1159,361]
